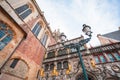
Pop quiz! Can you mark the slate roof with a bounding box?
[102,30,120,41]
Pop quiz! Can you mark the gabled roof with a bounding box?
[102,30,120,41]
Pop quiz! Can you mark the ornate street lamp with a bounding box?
[82,24,92,37]
[59,33,67,42]
[60,24,92,80]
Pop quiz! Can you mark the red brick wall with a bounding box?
[48,35,56,46]
[17,31,45,65]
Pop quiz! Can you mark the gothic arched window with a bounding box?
[47,51,55,58]
[15,3,32,19]
[63,61,68,69]
[0,21,14,50]
[41,34,48,46]
[45,64,49,71]
[58,49,67,56]
[50,63,54,70]
[32,22,42,37]
[57,62,62,70]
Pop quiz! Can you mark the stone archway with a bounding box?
[1,58,29,80]
[76,72,97,80]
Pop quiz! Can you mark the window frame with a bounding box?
[58,49,67,56]
[57,62,62,70]
[15,4,32,19]
[99,55,106,63]
[94,54,107,64]
[50,63,54,70]
[113,52,120,61]
[47,51,55,58]
[63,61,68,69]
[45,64,49,71]
[0,21,14,50]
[32,22,41,37]
[94,56,100,64]
[106,53,116,62]
[10,59,19,68]
[41,33,48,46]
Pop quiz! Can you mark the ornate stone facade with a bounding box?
[41,37,120,80]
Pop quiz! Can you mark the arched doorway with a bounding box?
[76,73,97,80]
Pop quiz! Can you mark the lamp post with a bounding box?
[60,24,92,80]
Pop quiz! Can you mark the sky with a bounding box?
[36,0,120,47]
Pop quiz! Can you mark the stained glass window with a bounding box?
[113,53,120,60]
[107,54,115,62]
[0,21,13,50]
[99,55,106,63]
[94,56,100,63]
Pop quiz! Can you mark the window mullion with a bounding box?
[34,25,39,36]
[19,8,29,15]
[0,34,8,41]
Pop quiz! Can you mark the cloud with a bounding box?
[36,0,120,46]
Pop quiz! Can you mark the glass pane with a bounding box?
[113,53,120,60]
[41,35,45,44]
[63,61,68,69]
[1,35,12,44]
[0,42,5,50]
[45,64,49,71]
[57,62,62,70]
[42,34,48,46]
[50,64,54,70]
[107,54,115,62]
[80,46,85,50]
[10,59,19,68]
[58,49,67,56]
[47,52,55,58]
[94,56,100,63]
[70,48,77,53]
[15,4,29,14]
[0,30,5,38]
[0,22,7,28]
[32,23,38,33]
[20,9,32,19]
[0,22,13,50]
[8,29,13,35]
[35,25,41,37]
[100,55,106,63]
[32,23,41,37]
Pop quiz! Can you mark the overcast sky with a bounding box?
[36,0,120,46]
